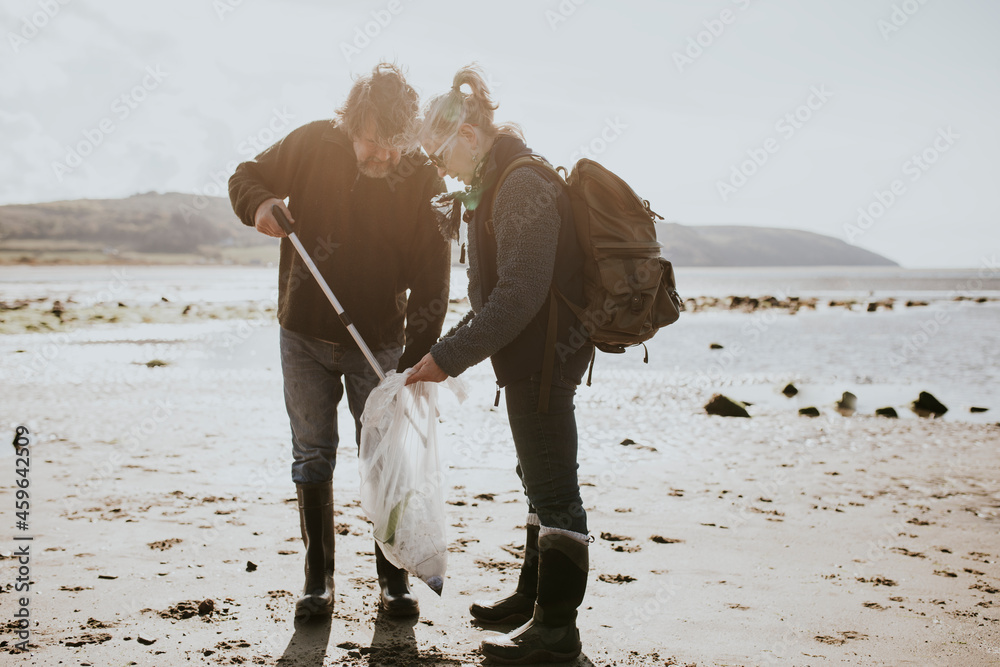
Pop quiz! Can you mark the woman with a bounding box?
[405,65,594,664]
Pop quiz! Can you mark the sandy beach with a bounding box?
[2,266,999,666]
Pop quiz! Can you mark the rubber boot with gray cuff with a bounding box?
[480,529,589,664]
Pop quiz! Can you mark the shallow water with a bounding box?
[3,265,999,433]
[6,264,1000,304]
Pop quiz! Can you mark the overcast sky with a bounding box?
[2,0,998,268]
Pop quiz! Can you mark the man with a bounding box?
[228,63,450,620]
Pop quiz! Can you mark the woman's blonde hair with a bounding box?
[421,64,523,145]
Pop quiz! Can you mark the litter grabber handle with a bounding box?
[271,204,386,383]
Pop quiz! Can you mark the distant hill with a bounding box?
[0,193,895,266]
[0,192,276,262]
[657,223,897,267]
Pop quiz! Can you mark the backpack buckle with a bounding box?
[630,292,643,312]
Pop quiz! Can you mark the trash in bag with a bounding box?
[359,369,466,595]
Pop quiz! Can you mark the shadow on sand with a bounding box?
[277,614,333,666]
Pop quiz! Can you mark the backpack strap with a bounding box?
[538,290,560,413]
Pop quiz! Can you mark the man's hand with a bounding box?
[254,198,292,238]
[405,353,448,385]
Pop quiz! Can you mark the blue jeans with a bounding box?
[280,327,401,484]
[504,344,593,535]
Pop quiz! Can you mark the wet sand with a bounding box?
[2,297,999,666]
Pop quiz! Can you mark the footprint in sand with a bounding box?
[64,632,112,647]
[600,532,631,542]
[815,630,867,645]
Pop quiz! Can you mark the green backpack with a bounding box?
[492,156,684,408]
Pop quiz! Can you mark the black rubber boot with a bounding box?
[294,481,336,620]
[470,522,539,624]
[481,532,588,665]
[375,541,419,617]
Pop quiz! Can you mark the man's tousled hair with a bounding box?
[336,62,419,151]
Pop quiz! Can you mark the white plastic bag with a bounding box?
[359,369,466,595]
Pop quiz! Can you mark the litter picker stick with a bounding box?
[271,205,387,382]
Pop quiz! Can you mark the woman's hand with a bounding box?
[405,353,448,385]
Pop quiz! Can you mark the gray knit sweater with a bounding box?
[430,167,561,377]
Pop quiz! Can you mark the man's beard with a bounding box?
[357,157,398,179]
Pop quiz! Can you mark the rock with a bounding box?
[145,359,168,368]
[875,407,898,418]
[906,300,929,307]
[799,407,821,417]
[198,599,215,616]
[912,391,948,418]
[867,302,878,312]
[782,383,798,397]
[161,296,170,302]
[117,301,127,308]
[246,561,257,572]
[709,343,724,350]
[620,438,636,446]
[182,305,192,315]
[704,395,751,418]
[970,407,989,413]
[136,634,157,646]
[836,392,857,416]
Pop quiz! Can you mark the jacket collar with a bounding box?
[458,134,531,211]
[321,121,354,151]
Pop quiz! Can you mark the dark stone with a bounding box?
[912,391,948,418]
[709,343,724,350]
[246,561,257,572]
[782,383,798,397]
[799,407,820,417]
[705,395,751,418]
[837,392,857,416]
[875,407,898,418]
[197,599,215,616]
[970,407,989,413]
[867,302,878,312]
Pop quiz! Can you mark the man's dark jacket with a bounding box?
[228,120,449,371]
